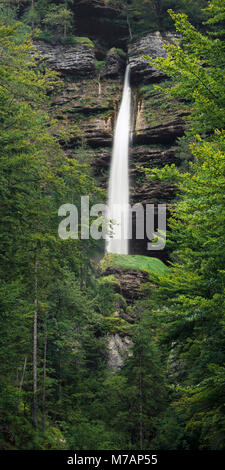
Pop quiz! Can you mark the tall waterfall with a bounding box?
[106,65,131,255]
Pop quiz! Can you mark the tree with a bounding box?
[0,22,104,448]
[119,0,208,37]
[119,305,168,449]
[143,1,225,449]
[42,3,73,40]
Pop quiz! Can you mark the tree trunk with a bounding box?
[31,0,35,34]
[125,1,133,40]
[153,0,163,30]
[20,356,27,391]
[138,309,143,450]
[98,75,102,96]
[33,255,38,427]
[42,326,47,431]
[139,343,143,450]
[64,0,68,38]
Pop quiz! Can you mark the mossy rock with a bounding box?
[73,36,95,48]
[101,254,169,277]
[98,274,120,287]
[108,47,126,57]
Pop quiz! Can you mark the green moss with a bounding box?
[114,293,127,310]
[109,47,126,57]
[100,254,169,278]
[42,426,66,450]
[72,36,95,48]
[98,274,120,287]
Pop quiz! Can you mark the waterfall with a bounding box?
[106,65,131,255]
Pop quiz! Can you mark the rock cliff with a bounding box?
[103,48,126,78]
[128,32,179,85]
[34,32,187,260]
[107,334,133,371]
[34,41,96,77]
[34,29,189,370]
[73,0,128,48]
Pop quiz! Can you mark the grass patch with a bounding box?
[101,254,169,277]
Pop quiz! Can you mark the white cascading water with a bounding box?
[106,65,131,255]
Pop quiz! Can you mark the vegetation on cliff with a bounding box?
[0,0,209,46]
[101,254,168,277]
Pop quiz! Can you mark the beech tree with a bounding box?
[143,2,225,449]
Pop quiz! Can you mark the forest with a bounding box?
[0,0,225,452]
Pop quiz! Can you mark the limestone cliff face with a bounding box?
[34,31,189,369]
[128,32,179,85]
[104,267,150,304]
[51,77,122,148]
[34,33,186,260]
[107,334,133,372]
[103,48,126,78]
[33,41,96,77]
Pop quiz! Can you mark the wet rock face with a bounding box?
[43,28,186,260]
[104,267,149,303]
[33,41,96,77]
[51,78,123,149]
[128,32,178,85]
[130,146,179,170]
[93,146,179,195]
[107,334,133,372]
[103,48,126,78]
[133,115,187,146]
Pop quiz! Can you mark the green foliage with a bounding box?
[204,0,225,36]
[109,46,126,56]
[1,0,225,452]
[98,274,121,287]
[42,4,73,40]
[0,22,106,449]
[101,254,169,277]
[118,306,169,449]
[142,163,185,184]
[120,0,208,38]
[146,9,225,135]
[141,2,225,449]
[96,60,106,74]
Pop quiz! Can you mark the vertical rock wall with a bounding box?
[34,31,187,262]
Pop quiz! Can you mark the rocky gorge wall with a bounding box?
[34,31,186,261]
[33,22,188,370]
